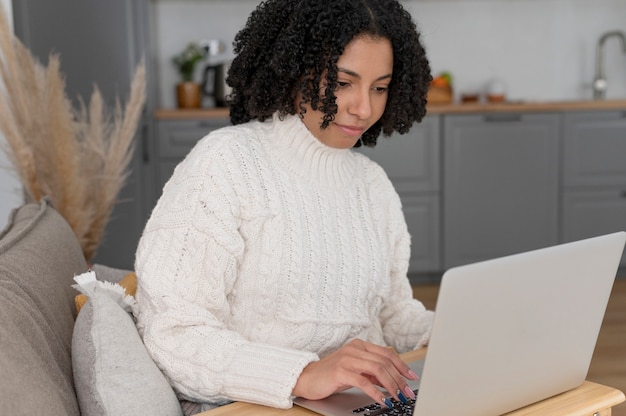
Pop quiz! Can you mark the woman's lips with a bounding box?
[335,123,366,137]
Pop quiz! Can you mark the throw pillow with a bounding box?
[91,263,133,285]
[75,271,137,313]
[72,277,182,416]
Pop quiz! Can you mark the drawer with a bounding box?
[356,116,440,194]
[156,119,230,159]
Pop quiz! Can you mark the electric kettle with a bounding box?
[201,61,231,107]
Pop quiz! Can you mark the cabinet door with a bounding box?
[563,111,626,189]
[357,116,441,273]
[155,119,230,192]
[443,113,559,268]
[12,0,154,269]
[562,190,626,266]
[562,110,626,265]
[402,194,440,274]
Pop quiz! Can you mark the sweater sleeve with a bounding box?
[134,135,318,408]
[375,176,434,353]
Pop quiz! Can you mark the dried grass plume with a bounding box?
[0,7,146,261]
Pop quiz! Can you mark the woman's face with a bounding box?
[300,36,393,149]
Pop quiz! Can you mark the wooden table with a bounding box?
[198,348,625,416]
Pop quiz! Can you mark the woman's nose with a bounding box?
[348,89,372,119]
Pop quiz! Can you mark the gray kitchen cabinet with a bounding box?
[562,110,626,265]
[12,0,157,269]
[155,119,230,194]
[443,113,560,268]
[357,116,441,274]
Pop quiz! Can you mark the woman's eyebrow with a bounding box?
[338,67,392,81]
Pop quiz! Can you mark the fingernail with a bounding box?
[408,370,419,380]
[384,398,394,409]
[404,385,416,399]
[397,390,407,404]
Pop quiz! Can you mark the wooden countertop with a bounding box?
[197,381,624,416]
[155,107,230,120]
[427,99,626,114]
[154,99,626,120]
[196,347,625,416]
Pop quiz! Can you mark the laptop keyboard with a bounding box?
[351,389,418,416]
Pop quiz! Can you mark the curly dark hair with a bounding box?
[227,0,431,147]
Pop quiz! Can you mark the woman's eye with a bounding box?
[373,86,389,93]
[337,81,350,88]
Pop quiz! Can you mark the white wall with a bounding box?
[155,0,626,107]
[408,0,626,102]
[0,0,22,226]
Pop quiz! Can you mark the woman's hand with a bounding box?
[292,339,418,408]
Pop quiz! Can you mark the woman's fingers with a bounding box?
[360,342,419,382]
[292,339,417,408]
[347,342,407,404]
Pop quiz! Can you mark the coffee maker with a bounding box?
[200,39,230,107]
[202,62,230,108]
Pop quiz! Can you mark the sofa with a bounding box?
[0,199,183,415]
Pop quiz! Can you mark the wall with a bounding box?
[0,0,21,225]
[154,0,626,108]
[408,0,626,102]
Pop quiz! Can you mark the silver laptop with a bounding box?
[294,232,626,416]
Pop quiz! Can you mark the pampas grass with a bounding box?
[0,7,146,262]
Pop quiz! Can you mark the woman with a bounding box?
[135,0,434,413]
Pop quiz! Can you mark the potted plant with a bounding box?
[172,42,205,108]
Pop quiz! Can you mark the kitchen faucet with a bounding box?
[592,30,626,100]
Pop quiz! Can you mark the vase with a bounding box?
[176,82,202,109]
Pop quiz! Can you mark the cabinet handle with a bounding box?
[483,114,522,123]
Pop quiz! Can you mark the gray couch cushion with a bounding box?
[0,199,88,415]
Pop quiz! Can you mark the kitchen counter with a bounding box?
[154,99,626,120]
[155,107,230,120]
[426,99,626,114]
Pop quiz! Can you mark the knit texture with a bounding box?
[135,113,433,408]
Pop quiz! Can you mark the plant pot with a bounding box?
[176,82,201,109]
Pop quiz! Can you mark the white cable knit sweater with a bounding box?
[135,113,433,409]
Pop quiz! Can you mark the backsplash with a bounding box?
[154,0,626,108]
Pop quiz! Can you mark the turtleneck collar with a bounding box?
[261,113,359,189]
